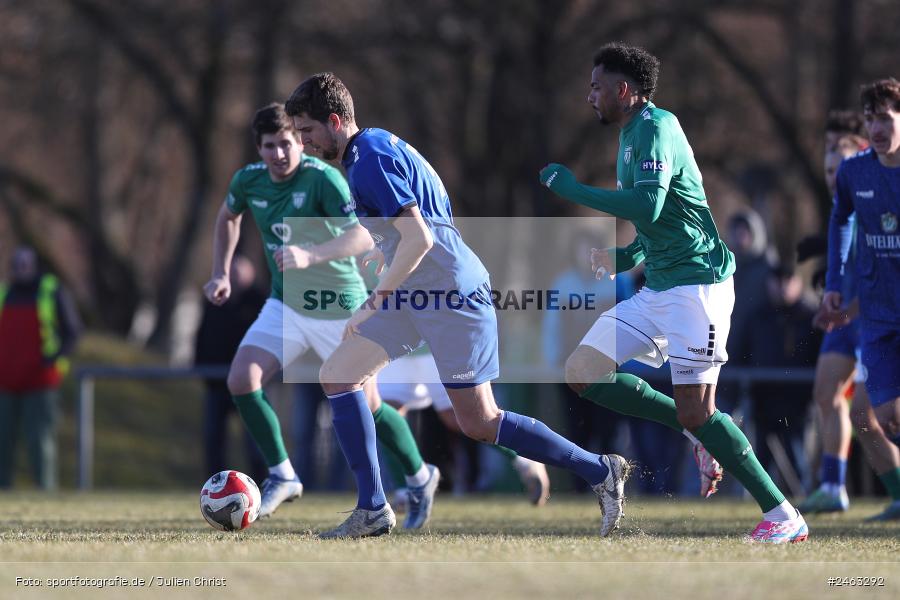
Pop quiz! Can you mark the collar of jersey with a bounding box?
[622,101,654,135]
[342,129,366,167]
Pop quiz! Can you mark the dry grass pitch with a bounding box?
[2,492,898,599]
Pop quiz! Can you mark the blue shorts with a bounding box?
[860,324,900,407]
[358,281,500,387]
[819,320,859,358]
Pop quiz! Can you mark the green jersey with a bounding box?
[226,155,367,319]
[616,102,734,290]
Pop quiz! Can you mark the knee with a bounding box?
[676,405,711,432]
[318,361,343,396]
[226,368,257,396]
[455,410,499,444]
[813,378,846,412]
[564,350,614,396]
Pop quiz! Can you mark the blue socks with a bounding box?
[328,390,386,510]
[496,411,609,486]
[821,453,847,487]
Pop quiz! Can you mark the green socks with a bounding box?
[372,403,424,476]
[581,374,785,513]
[694,410,785,512]
[380,441,408,489]
[878,467,900,501]
[582,373,682,432]
[232,390,289,466]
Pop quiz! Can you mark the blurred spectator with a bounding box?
[727,208,776,360]
[0,246,81,490]
[193,254,267,482]
[731,264,822,490]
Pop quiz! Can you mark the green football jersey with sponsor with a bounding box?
[616,102,735,291]
[226,155,367,319]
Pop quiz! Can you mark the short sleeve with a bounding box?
[317,167,360,230]
[632,121,674,191]
[353,154,418,219]
[226,169,246,214]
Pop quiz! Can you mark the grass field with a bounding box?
[2,493,899,599]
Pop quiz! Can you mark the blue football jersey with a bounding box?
[826,148,900,327]
[342,128,489,295]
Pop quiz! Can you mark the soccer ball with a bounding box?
[200,470,261,531]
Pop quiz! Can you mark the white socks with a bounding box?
[763,499,798,522]
[269,459,297,481]
[406,464,430,487]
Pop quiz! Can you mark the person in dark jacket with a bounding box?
[193,254,267,482]
[731,264,822,489]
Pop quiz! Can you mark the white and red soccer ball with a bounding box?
[200,470,261,531]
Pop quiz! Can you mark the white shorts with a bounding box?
[377,353,452,412]
[580,278,735,385]
[239,298,346,368]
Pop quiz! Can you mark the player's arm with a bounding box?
[540,166,667,222]
[541,121,673,222]
[612,238,646,272]
[344,204,431,338]
[591,238,645,280]
[275,224,374,271]
[373,205,433,297]
[205,198,243,306]
[823,163,855,314]
[275,169,374,271]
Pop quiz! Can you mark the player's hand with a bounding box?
[274,245,316,271]
[590,247,616,280]
[539,163,577,193]
[822,291,843,314]
[362,247,386,276]
[203,276,231,306]
[814,291,849,332]
[342,293,380,340]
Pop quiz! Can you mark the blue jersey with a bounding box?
[342,128,489,296]
[826,148,900,327]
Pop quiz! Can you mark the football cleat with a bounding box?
[864,500,900,522]
[693,443,724,498]
[748,512,809,543]
[258,475,304,519]
[592,454,632,537]
[404,464,440,529]
[798,486,849,514]
[513,456,551,506]
[319,504,396,539]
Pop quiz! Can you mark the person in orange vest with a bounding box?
[0,246,81,490]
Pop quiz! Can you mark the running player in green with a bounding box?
[540,42,807,542]
[203,103,437,527]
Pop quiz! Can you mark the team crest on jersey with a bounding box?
[292,192,306,209]
[881,212,898,233]
[623,145,632,165]
[271,222,292,243]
